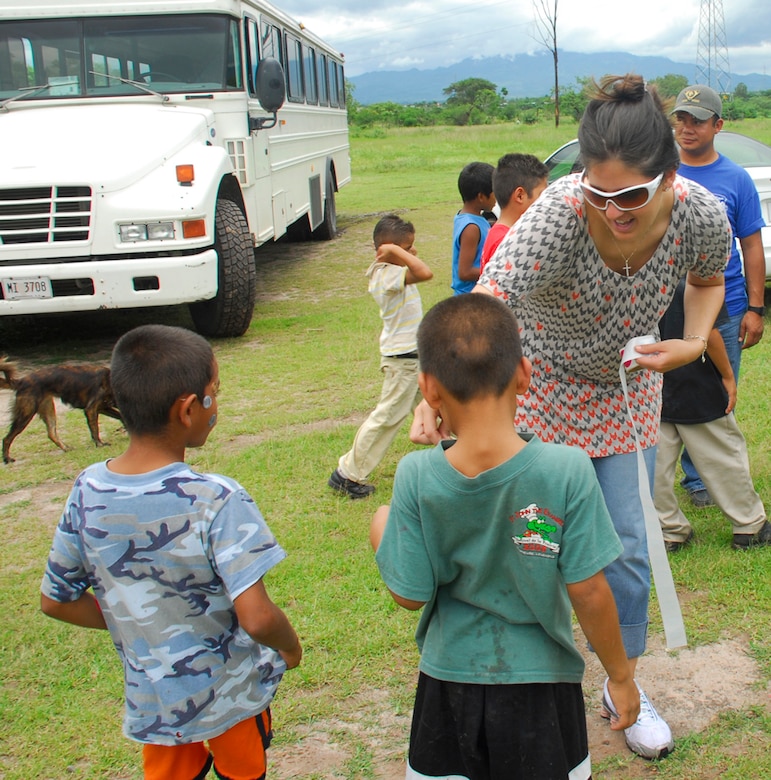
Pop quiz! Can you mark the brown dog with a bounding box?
[1,357,122,463]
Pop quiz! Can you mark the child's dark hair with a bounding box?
[493,153,549,208]
[578,73,680,178]
[457,162,494,202]
[373,214,415,249]
[418,295,522,402]
[111,324,214,435]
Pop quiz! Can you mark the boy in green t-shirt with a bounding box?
[370,294,639,779]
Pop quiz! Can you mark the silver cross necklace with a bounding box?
[605,193,665,277]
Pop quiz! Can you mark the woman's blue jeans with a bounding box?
[591,446,657,660]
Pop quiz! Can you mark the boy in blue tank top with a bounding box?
[371,294,639,780]
[452,162,496,295]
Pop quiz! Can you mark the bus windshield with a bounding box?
[0,14,242,100]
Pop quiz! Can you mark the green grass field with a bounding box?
[1,119,770,779]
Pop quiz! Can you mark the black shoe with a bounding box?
[664,529,695,553]
[688,488,714,508]
[328,469,375,499]
[732,520,771,550]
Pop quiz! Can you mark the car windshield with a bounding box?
[0,14,242,100]
[545,142,582,183]
[715,133,771,168]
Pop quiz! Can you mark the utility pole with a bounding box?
[695,0,731,94]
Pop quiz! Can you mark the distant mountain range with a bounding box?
[348,50,771,105]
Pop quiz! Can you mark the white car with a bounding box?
[544,131,771,279]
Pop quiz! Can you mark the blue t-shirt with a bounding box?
[41,461,287,745]
[452,212,490,295]
[677,154,765,316]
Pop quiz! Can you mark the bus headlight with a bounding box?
[119,222,175,242]
[147,222,176,240]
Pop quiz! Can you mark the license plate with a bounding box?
[2,276,53,300]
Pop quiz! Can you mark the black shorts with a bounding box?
[407,673,590,780]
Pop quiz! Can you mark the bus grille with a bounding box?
[0,186,92,245]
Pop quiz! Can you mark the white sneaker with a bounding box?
[601,678,674,760]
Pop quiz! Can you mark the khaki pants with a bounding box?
[654,415,766,543]
[338,356,420,483]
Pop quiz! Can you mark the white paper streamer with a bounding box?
[619,361,688,650]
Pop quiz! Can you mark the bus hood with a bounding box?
[0,102,215,191]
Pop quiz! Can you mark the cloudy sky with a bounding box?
[281,0,771,78]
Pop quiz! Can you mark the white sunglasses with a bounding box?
[580,172,664,212]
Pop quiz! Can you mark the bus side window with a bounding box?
[328,59,338,107]
[302,43,317,105]
[260,20,282,64]
[316,51,328,105]
[337,62,345,106]
[245,16,259,95]
[285,33,303,102]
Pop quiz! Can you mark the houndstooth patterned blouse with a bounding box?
[479,173,731,458]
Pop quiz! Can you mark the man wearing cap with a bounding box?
[671,84,766,508]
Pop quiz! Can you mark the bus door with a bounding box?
[244,14,277,244]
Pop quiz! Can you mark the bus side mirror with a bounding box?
[250,58,285,132]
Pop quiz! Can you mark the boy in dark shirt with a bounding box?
[654,279,771,550]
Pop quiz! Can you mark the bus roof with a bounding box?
[0,0,344,60]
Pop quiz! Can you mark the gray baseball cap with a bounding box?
[672,85,722,120]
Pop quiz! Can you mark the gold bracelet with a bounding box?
[684,334,707,363]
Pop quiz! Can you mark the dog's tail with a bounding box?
[0,357,18,390]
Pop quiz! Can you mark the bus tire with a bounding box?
[189,199,256,338]
[312,174,337,240]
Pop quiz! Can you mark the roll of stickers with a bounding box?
[620,334,659,372]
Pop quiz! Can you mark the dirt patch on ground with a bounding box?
[269,688,410,780]
[582,634,768,777]
[267,634,768,780]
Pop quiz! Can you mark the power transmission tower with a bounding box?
[695,0,731,94]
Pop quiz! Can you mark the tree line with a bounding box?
[345,75,771,129]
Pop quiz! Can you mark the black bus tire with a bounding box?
[189,199,256,338]
[312,173,337,240]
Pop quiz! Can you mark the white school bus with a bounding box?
[0,0,350,337]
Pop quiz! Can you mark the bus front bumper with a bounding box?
[0,250,219,314]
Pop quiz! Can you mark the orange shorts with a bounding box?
[142,708,272,780]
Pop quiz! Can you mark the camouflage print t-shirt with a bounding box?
[41,461,288,745]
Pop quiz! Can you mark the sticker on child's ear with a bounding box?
[202,395,213,409]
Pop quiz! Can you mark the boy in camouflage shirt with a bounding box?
[41,324,301,780]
